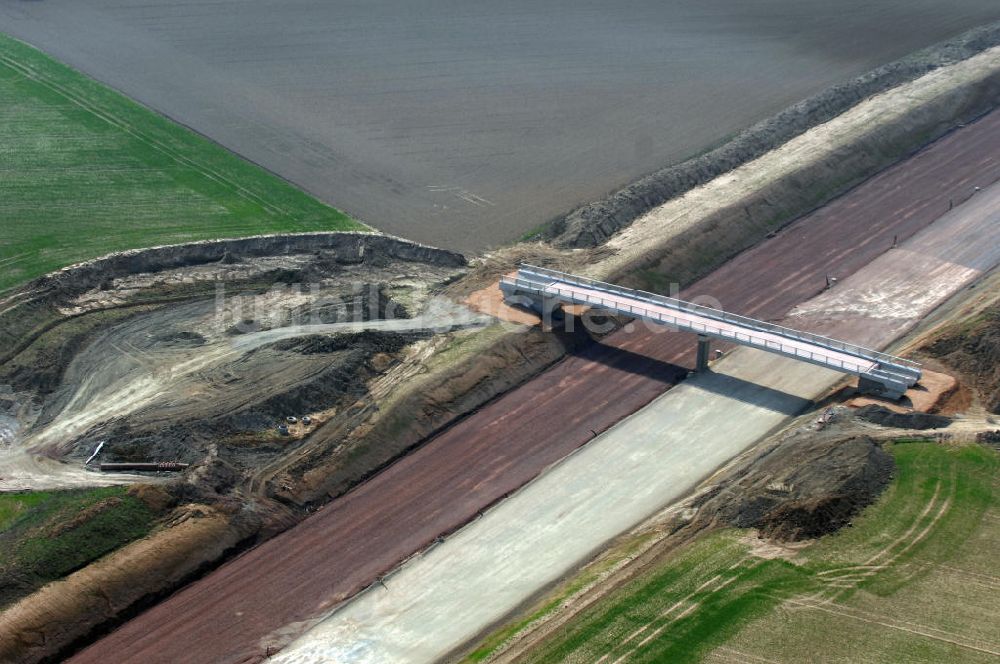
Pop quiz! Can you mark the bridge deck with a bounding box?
[539,280,878,375]
[501,265,920,397]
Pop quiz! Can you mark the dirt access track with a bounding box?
[2,1,999,250]
[67,104,1000,663]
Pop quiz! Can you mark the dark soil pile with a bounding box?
[698,432,894,541]
[0,307,149,398]
[94,329,424,472]
[152,331,206,346]
[855,404,952,430]
[923,305,1000,413]
[269,330,414,356]
[977,430,1000,447]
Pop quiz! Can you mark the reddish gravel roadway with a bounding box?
[72,111,1000,664]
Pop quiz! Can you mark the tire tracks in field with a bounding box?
[596,557,758,664]
[717,457,998,661]
[810,475,951,596]
[780,596,1000,657]
[767,469,994,657]
[792,463,1000,655]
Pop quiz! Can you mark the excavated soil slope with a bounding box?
[923,305,1000,412]
[0,233,473,492]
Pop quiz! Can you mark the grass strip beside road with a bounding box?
[0,33,365,292]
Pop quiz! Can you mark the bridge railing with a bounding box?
[512,265,920,378]
[504,276,874,375]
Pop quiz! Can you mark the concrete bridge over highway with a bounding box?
[501,265,921,399]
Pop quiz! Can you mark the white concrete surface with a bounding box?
[788,179,1000,343]
[270,181,1000,664]
[270,354,829,664]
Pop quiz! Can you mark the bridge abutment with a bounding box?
[858,375,907,400]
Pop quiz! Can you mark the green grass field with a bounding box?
[489,441,998,664]
[0,486,159,608]
[0,33,365,293]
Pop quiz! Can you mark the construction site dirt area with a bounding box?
[2,1,999,250]
[465,281,542,327]
[4,16,1000,664]
[0,235,477,492]
[846,369,958,413]
[57,106,1000,664]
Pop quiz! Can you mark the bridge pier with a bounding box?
[696,335,711,372]
[539,296,562,320]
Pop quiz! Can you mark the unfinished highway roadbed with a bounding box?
[268,179,1000,663]
[69,111,1000,664]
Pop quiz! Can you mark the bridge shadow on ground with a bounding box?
[571,335,811,417]
[691,370,813,416]
[567,335,687,385]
